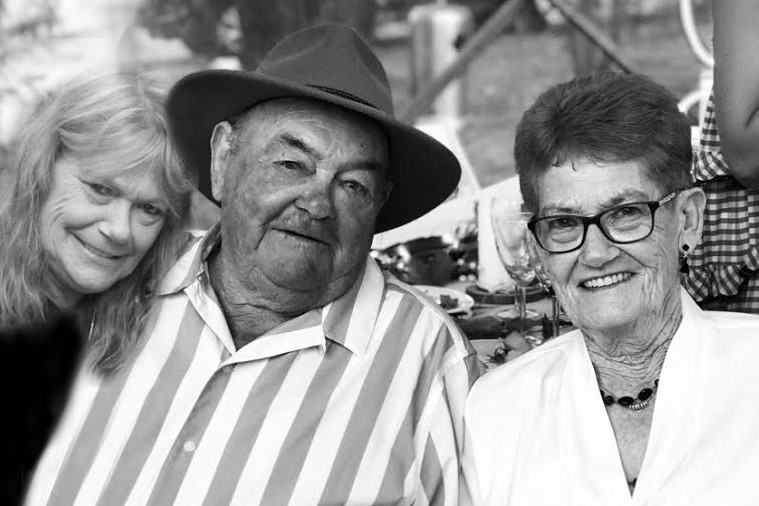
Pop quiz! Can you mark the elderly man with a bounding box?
[27,25,481,506]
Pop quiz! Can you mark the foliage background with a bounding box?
[0,0,712,225]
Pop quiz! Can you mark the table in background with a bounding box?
[439,281,572,371]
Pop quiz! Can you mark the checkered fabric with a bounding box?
[682,93,759,313]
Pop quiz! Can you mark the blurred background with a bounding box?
[0,0,713,229]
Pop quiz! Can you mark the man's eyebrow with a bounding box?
[349,160,387,173]
[278,133,320,158]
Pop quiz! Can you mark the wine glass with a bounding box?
[527,235,561,338]
[490,199,539,326]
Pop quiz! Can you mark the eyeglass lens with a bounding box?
[534,203,654,253]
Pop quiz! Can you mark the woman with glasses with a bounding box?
[460,72,759,505]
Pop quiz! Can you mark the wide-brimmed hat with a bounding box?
[167,24,461,233]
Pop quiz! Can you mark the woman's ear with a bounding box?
[678,187,706,248]
[209,121,234,202]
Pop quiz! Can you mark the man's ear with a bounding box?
[209,121,234,202]
[678,187,706,248]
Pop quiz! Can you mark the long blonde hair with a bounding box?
[0,72,193,374]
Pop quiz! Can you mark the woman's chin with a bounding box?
[571,300,642,334]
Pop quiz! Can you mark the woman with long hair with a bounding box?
[0,72,193,503]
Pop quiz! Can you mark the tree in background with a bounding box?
[565,0,621,76]
[137,0,377,69]
[137,0,549,70]
[0,0,60,150]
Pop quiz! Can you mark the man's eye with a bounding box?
[87,182,114,196]
[278,160,305,172]
[343,180,370,197]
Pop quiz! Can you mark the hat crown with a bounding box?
[257,25,394,115]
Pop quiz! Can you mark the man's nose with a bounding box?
[578,223,619,267]
[98,201,132,244]
[295,179,335,220]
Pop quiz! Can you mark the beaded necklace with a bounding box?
[599,379,659,412]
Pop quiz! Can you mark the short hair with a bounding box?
[0,72,193,374]
[514,71,693,214]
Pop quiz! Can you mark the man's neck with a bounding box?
[207,251,288,349]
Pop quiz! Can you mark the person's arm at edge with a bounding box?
[712,0,759,187]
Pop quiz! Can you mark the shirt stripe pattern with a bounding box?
[27,228,482,506]
[683,93,759,313]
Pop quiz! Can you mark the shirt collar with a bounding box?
[250,259,385,358]
[156,223,385,357]
[156,224,221,296]
[674,286,713,341]
[320,258,385,356]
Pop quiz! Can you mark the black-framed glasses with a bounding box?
[528,191,679,254]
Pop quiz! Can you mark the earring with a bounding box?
[679,244,690,274]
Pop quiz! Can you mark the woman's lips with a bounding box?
[76,236,123,260]
[580,272,633,289]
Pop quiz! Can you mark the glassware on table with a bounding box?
[489,200,539,326]
[527,235,561,338]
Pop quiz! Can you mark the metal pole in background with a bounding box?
[408,2,475,119]
[401,0,639,124]
[401,0,525,123]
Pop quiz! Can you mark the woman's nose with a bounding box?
[578,223,619,267]
[98,201,132,244]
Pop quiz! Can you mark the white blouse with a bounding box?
[461,290,759,505]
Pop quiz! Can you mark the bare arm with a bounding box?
[712,0,759,187]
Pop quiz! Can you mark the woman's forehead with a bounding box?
[68,152,166,195]
[536,159,660,212]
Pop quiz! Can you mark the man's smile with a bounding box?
[276,227,330,246]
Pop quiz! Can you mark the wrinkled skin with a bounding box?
[209,98,391,321]
[39,156,168,307]
[533,158,704,354]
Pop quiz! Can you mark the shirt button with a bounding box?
[183,440,197,453]
[223,365,235,374]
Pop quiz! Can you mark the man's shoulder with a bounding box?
[378,274,477,365]
[382,276,468,336]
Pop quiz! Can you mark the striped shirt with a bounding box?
[683,93,759,313]
[26,227,482,506]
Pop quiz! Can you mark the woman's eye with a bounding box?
[547,217,579,231]
[138,203,164,217]
[87,182,114,196]
[613,205,645,219]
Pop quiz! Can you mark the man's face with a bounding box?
[211,98,390,306]
[534,158,684,335]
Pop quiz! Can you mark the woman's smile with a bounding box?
[74,235,125,261]
[580,272,634,289]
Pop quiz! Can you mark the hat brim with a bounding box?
[167,69,461,233]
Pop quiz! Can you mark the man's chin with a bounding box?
[266,265,331,293]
